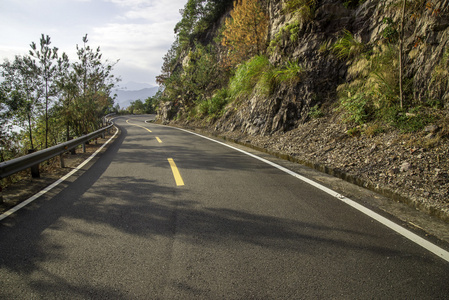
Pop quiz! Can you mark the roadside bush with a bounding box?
[385,106,435,133]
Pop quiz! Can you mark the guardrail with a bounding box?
[0,124,114,179]
[0,123,115,202]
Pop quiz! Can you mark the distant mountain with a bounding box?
[113,87,159,108]
[120,81,154,91]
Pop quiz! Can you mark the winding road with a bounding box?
[0,115,448,299]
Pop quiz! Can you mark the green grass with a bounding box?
[331,30,365,59]
[283,0,317,22]
[273,61,304,84]
[228,55,271,99]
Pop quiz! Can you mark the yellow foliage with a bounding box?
[221,0,269,68]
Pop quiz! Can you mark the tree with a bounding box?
[221,0,269,68]
[0,34,119,161]
[54,52,79,140]
[0,86,11,161]
[0,88,20,160]
[175,0,203,49]
[128,99,145,114]
[174,0,234,50]
[72,35,119,134]
[398,0,406,109]
[29,34,59,148]
[156,41,180,87]
[144,90,163,114]
[157,0,234,111]
[0,55,43,150]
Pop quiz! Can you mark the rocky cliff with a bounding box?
[158,0,449,222]
[212,0,449,136]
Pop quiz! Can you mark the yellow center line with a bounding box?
[167,158,184,186]
[126,119,152,132]
[156,137,162,143]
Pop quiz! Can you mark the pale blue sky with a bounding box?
[0,0,186,88]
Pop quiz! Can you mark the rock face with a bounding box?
[210,0,449,136]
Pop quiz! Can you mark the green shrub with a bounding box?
[347,127,361,136]
[308,104,324,119]
[381,17,399,43]
[386,106,434,133]
[197,100,210,116]
[338,90,372,124]
[196,88,230,119]
[228,56,305,101]
[208,88,230,117]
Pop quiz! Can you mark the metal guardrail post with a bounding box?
[31,164,40,178]
[59,154,65,168]
[68,137,76,155]
[28,149,40,178]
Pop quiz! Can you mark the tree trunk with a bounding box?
[398,0,406,109]
[66,123,70,141]
[45,79,49,148]
[27,113,34,150]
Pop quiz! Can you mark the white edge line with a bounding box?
[171,126,449,263]
[0,126,119,222]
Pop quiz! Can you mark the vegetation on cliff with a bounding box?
[156,0,448,138]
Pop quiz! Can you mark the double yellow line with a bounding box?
[126,119,184,186]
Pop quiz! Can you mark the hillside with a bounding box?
[155,0,449,221]
[113,87,158,108]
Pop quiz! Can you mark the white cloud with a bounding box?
[0,0,186,86]
[91,22,174,65]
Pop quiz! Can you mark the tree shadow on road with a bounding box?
[1,121,447,298]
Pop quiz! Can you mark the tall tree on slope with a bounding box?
[29,34,59,149]
[221,0,269,68]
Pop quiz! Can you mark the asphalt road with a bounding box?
[1,115,448,299]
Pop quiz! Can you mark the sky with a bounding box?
[0,0,187,89]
